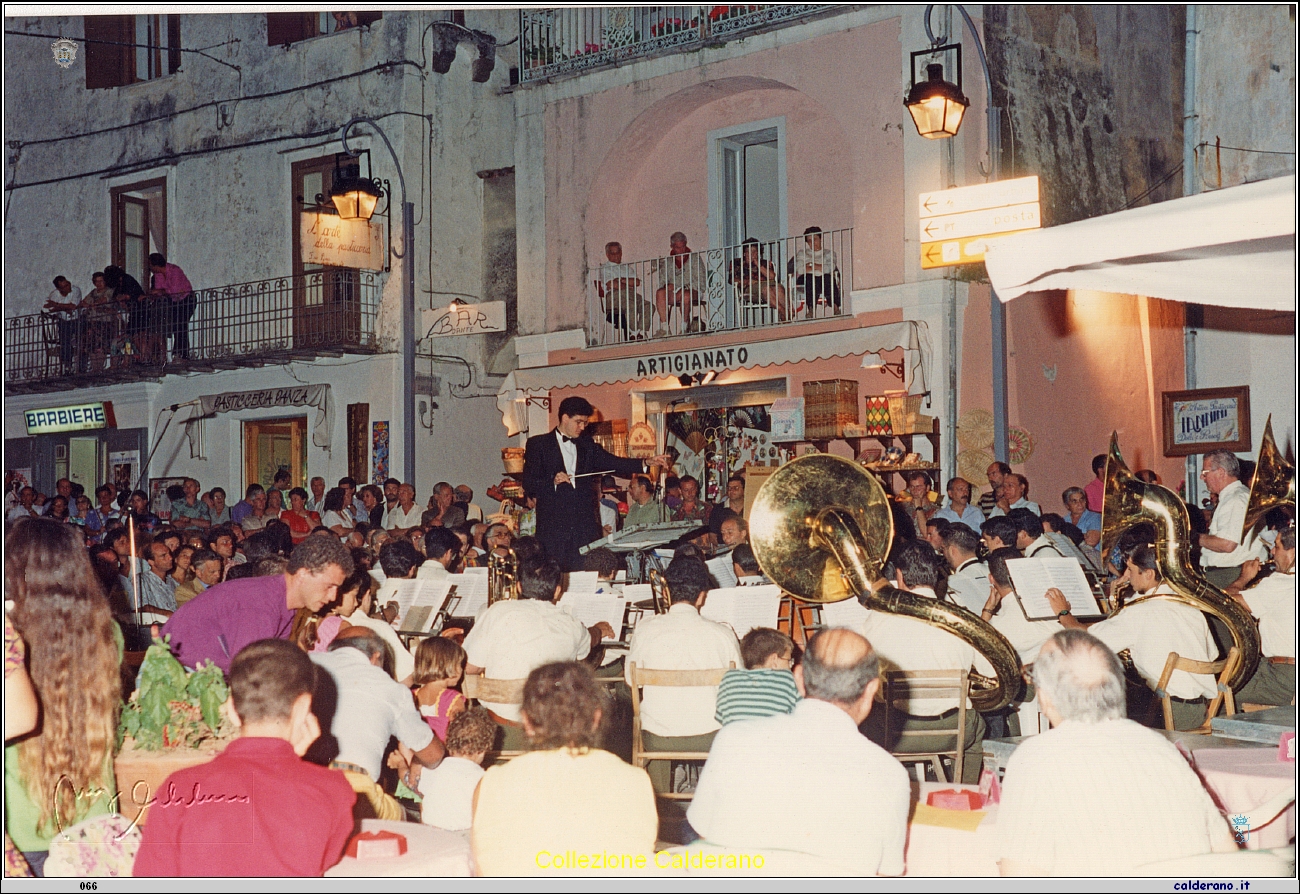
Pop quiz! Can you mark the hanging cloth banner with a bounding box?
[185,384,334,452]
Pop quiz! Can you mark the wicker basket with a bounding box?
[502,447,526,475]
[886,391,929,434]
[803,379,860,439]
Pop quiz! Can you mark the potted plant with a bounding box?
[114,637,236,827]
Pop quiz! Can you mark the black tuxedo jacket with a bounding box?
[522,429,645,568]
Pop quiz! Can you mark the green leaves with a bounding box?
[119,637,232,751]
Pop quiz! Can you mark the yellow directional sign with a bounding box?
[920,229,1037,269]
[918,175,1041,267]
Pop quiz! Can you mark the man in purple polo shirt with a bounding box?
[162,536,353,674]
[148,252,196,361]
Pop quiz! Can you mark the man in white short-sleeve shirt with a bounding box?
[1233,528,1297,706]
[1197,450,1263,589]
[463,558,609,723]
[997,630,1234,876]
[688,628,908,876]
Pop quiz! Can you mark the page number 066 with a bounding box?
[80,884,98,891]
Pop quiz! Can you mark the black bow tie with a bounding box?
[561,435,577,443]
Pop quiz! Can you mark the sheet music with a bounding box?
[446,572,490,618]
[558,592,627,637]
[701,585,782,639]
[706,554,739,590]
[621,583,653,605]
[390,579,453,629]
[818,596,868,629]
[565,571,601,596]
[1006,557,1103,620]
[1047,531,1103,573]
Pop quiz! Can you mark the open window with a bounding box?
[266,11,382,47]
[291,155,362,347]
[110,178,167,288]
[85,15,180,89]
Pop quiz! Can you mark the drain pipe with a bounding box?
[1182,5,1201,505]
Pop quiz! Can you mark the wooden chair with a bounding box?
[628,661,733,802]
[461,673,529,762]
[882,669,970,784]
[776,595,820,646]
[1155,646,1241,733]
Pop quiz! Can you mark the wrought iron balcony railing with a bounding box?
[519,5,836,83]
[4,270,382,393]
[586,227,852,346]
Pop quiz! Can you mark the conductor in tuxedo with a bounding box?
[523,396,672,570]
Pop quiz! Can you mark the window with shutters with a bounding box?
[265,11,382,47]
[84,15,180,89]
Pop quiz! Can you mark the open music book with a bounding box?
[701,584,782,640]
[388,579,455,633]
[706,554,739,589]
[1006,556,1104,620]
[558,591,628,639]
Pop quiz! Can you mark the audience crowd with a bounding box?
[3,442,1293,878]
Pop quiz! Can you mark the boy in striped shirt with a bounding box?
[714,628,799,725]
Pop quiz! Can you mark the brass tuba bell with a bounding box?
[749,453,1021,712]
[1100,433,1261,689]
[487,547,520,605]
[1242,415,1296,542]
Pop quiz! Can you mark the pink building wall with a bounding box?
[962,284,1188,508]
[542,19,907,332]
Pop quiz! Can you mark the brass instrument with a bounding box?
[487,547,520,605]
[646,566,671,614]
[748,453,1021,713]
[1100,433,1260,689]
[1242,415,1296,542]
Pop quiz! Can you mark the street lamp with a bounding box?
[905,5,1010,466]
[905,48,969,139]
[339,116,417,485]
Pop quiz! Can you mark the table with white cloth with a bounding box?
[902,781,999,877]
[325,819,472,877]
[1187,746,1296,849]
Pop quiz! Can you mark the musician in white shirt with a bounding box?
[1231,527,1296,706]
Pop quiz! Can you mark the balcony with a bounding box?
[4,271,383,394]
[587,227,852,346]
[519,5,838,83]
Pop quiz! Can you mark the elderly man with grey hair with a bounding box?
[1196,449,1263,589]
[687,628,909,875]
[996,630,1235,876]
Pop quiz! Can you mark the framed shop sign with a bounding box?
[1162,386,1250,457]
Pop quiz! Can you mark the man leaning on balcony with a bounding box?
[654,231,708,336]
[149,253,196,361]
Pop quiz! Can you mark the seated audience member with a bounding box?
[980,547,1064,665]
[789,225,841,311]
[596,241,651,339]
[689,628,909,875]
[1228,527,1296,707]
[309,628,445,821]
[731,543,764,583]
[1062,486,1102,550]
[714,628,798,725]
[896,471,942,530]
[417,526,460,580]
[996,630,1235,875]
[174,548,223,607]
[987,474,1041,517]
[140,541,178,618]
[418,707,496,832]
[162,537,353,675]
[134,640,355,877]
[413,637,468,741]
[463,558,614,752]
[933,477,985,529]
[939,523,989,615]
[1009,508,1062,558]
[981,516,1019,553]
[860,540,991,783]
[230,484,263,528]
[1048,544,1217,730]
[386,483,423,533]
[454,484,484,523]
[472,662,657,876]
[625,555,743,793]
[319,488,355,537]
[422,482,466,530]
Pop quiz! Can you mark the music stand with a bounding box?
[579,520,707,582]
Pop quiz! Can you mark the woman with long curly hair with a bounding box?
[5,518,122,875]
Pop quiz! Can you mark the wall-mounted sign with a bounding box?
[1162,386,1251,457]
[423,301,507,338]
[918,175,1041,269]
[299,212,385,271]
[24,401,115,435]
[633,345,752,379]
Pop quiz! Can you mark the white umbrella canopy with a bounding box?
[983,174,1296,311]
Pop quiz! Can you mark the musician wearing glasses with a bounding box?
[1194,450,1264,589]
[522,396,671,571]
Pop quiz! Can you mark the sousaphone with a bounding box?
[1100,433,1260,689]
[1242,415,1296,542]
[749,453,1021,713]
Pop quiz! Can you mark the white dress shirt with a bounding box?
[1089,589,1217,699]
[988,498,1042,518]
[688,699,910,876]
[1025,535,1064,558]
[462,599,591,722]
[988,591,1064,665]
[1203,479,1262,568]
[345,605,416,683]
[997,718,1231,875]
[625,602,742,737]
[310,647,434,780]
[1242,571,1296,659]
[386,502,423,530]
[557,430,578,480]
[860,586,995,714]
[946,558,991,615]
[416,560,450,581]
